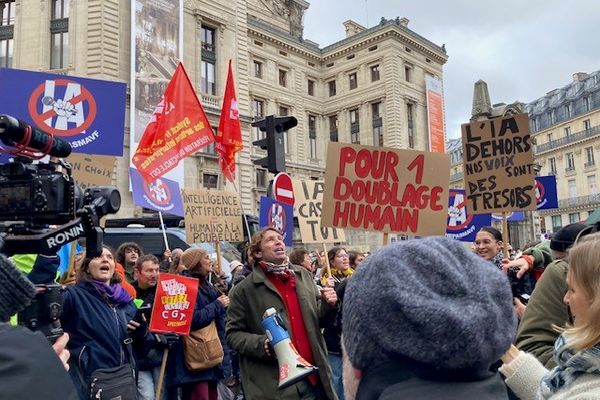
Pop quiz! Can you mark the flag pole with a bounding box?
[226,163,253,242]
[158,211,172,261]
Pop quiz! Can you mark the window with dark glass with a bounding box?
[279,69,287,87]
[584,119,591,131]
[328,80,336,96]
[372,102,383,147]
[585,147,595,167]
[549,157,557,175]
[256,169,267,188]
[407,103,414,148]
[329,115,338,142]
[308,115,317,159]
[200,25,216,95]
[253,99,265,141]
[253,60,262,78]
[1,1,15,25]
[350,109,360,144]
[370,64,380,81]
[349,72,357,90]
[203,173,218,189]
[566,152,575,171]
[50,0,69,69]
[405,65,412,82]
[307,79,315,96]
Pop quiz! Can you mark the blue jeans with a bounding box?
[138,366,166,400]
[328,353,344,400]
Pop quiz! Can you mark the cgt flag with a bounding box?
[216,60,243,182]
[132,63,215,183]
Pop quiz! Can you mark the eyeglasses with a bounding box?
[336,254,349,258]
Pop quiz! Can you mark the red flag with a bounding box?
[216,60,243,182]
[132,63,215,183]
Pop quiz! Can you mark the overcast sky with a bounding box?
[303,0,600,139]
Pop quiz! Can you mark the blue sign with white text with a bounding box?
[259,196,293,247]
[536,175,558,210]
[0,68,126,156]
[446,189,492,242]
[130,168,184,217]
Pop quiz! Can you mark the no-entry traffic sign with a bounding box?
[273,172,294,206]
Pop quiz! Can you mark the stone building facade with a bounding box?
[3,0,447,250]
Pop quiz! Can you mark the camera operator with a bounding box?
[29,246,155,400]
[0,253,77,399]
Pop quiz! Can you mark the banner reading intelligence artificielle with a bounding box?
[182,188,243,243]
[321,143,450,236]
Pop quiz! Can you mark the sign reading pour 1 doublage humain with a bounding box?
[461,113,537,215]
[321,143,451,236]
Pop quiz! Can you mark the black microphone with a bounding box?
[0,114,72,158]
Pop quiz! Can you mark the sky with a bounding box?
[303,0,600,139]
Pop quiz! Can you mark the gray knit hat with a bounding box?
[0,254,36,322]
[343,236,516,371]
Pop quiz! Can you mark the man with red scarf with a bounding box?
[226,228,338,400]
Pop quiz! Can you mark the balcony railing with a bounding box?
[201,93,221,109]
[558,193,600,208]
[536,125,600,153]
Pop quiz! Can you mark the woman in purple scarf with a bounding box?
[60,246,149,399]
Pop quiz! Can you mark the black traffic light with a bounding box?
[252,115,297,174]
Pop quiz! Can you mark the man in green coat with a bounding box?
[227,228,338,400]
[515,223,594,368]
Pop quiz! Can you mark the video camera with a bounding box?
[0,114,121,258]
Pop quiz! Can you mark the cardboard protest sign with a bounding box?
[68,153,115,190]
[150,273,199,335]
[536,175,558,210]
[182,188,243,243]
[462,113,536,214]
[321,143,450,236]
[259,197,294,246]
[293,180,346,243]
[446,189,492,242]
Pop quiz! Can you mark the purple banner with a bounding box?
[491,211,525,222]
[446,189,492,242]
[0,68,126,156]
[130,167,184,217]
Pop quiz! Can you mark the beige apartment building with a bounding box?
[528,71,600,234]
[447,71,600,247]
[2,0,447,249]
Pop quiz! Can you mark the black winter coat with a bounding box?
[166,278,228,387]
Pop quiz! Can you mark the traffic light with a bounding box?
[252,115,297,174]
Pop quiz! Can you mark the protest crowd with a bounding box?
[2,218,600,400]
[0,33,598,400]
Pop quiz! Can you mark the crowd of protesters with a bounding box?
[2,221,600,399]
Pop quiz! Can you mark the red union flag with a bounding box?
[216,60,243,181]
[149,273,199,335]
[132,63,215,183]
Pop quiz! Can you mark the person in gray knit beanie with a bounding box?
[342,236,517,400]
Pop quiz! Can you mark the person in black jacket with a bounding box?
[30,246,152,399]
[0,253,78,400]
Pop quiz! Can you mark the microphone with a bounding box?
[0,115,72,158]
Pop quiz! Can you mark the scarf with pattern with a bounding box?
[540,334,600,398]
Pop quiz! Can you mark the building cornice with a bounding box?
[246,15,448,65]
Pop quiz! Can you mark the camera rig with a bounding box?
[0,114,120,257]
